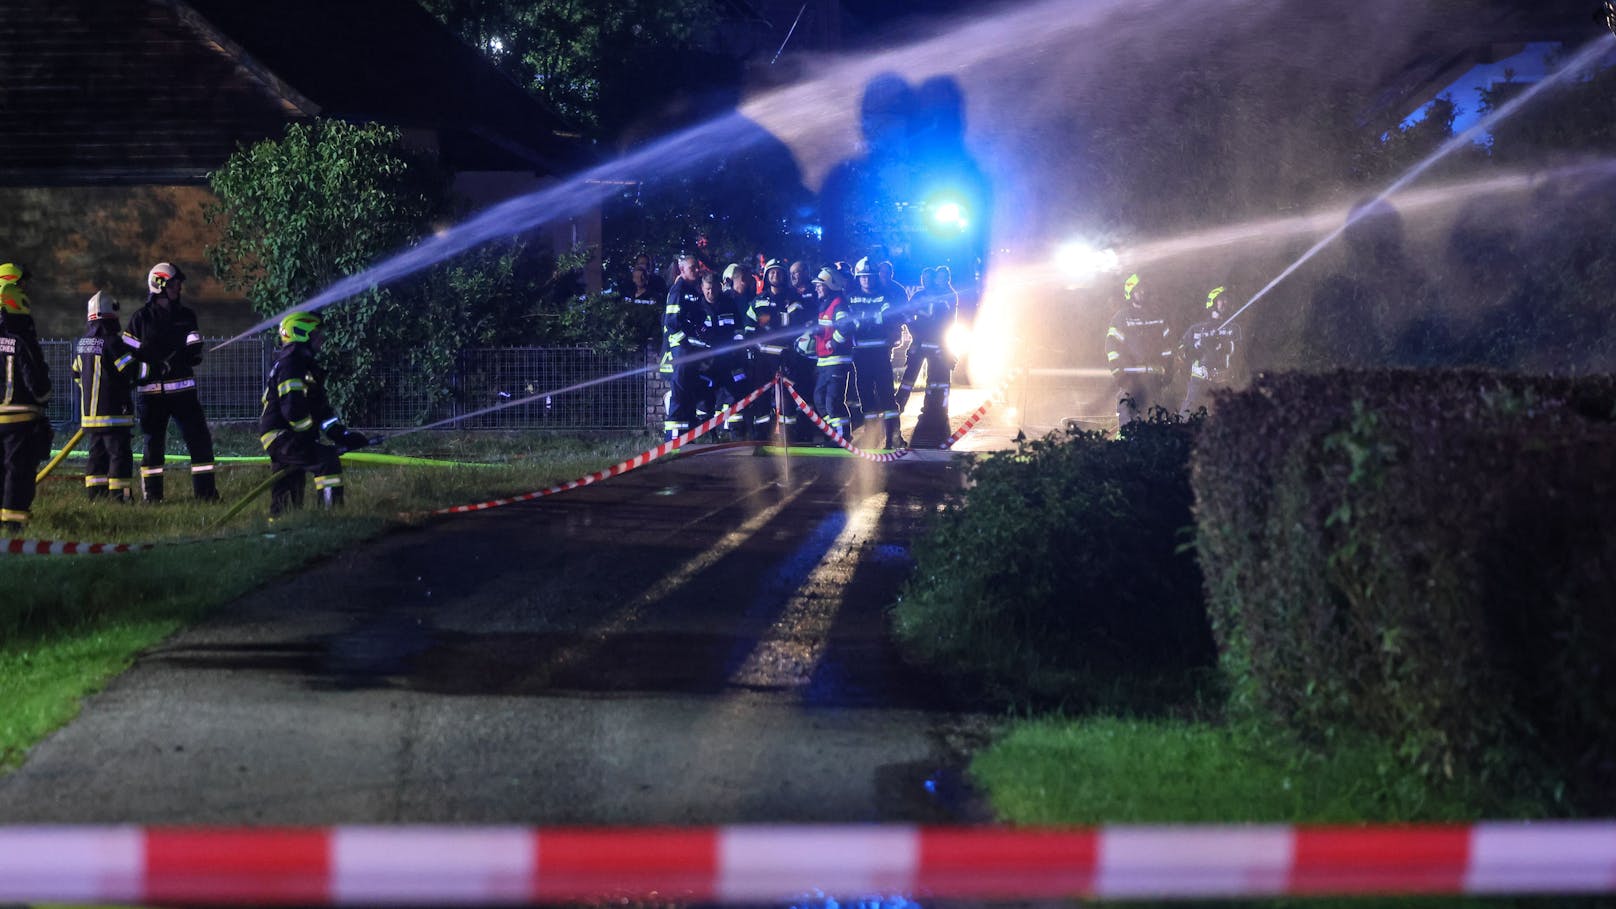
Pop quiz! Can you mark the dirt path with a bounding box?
[0,449,996,824]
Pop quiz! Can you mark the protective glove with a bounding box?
[339,429,369,451]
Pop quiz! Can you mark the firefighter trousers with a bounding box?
[0,420,45,527]
[137,388,217,501]
[813,364,851,439]
[267,433,344,515]
[85,428,134,500]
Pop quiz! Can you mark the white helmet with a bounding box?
[87,291,119,321]
[148,262,185,295]
[853,256,875,277]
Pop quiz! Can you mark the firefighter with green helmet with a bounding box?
[1179,285,1244,415]
[258,311,367,515]
[0,263,52,534]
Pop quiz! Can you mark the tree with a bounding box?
[418,0,722,136]
[207,119,562,423]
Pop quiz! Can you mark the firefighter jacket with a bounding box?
[908,286,955,349]
[0,313,50,426]
[1105,304,1175,379]
[1181,318,1243,383]
[123,296,204,393]
[811,294,854,367]
[73,321,137,429]
[747,287,806,356]
[258,343,347,449]
[663,277,715,360]
[846,284,904,350]
[715,289,750,345]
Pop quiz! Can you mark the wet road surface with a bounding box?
[0,448,997,824]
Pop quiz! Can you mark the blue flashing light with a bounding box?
[932,201,967,229]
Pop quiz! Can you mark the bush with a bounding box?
[892,411,1214,708]
[1193,370,1616,810]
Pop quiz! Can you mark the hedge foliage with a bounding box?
[1193,371,1616,809]
[892,412,1214,708]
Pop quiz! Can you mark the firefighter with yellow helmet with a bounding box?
[0,263,52,534]
[1179,285,1244,415]
[1104,272,1175,429]
[259,312,367,515]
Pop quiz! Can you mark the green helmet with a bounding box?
[279,311,322,344]
[1124,272,1141,300]
[1205,286,1226,309]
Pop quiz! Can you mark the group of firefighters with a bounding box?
[657,253,959,450]
[1104,271,1245,427]
[0,261,363,535]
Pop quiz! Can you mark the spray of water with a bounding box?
[1217,34,1616,332]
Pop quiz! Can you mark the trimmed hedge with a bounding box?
[893,412,1214,708]
[1193,370,1616,809]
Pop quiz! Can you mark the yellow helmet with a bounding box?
[1205,286,1226,309]
[1124,272,1141,300]
[279,311,322,344]
[0,263,26,287]
[1,284,31,316]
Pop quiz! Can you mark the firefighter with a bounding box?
[789,260,816,306]
[1105,272,1175,429]
[663,253,714,441]
[73,291,138,502]
[711,265,754,440]
[123,262,217,501]
[802,266,854,441]
[0,265,51,534]
[900,266,957,447]
[746,259,810,440]
[1180,285,1244,415]
[846,257,904,448]
[259,312,367,515]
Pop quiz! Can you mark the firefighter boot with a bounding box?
[141,470,164,503]
[884,415,906,450]
[315,475,344,509]
[192,467,219,502]
[86,480,107,502]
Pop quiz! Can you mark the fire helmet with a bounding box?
[722,263,749,283]
[812,267,844,292]
[0,263,25,287]
[279,311,322,344]
[1124,272,1142,301]
[148,262,185,295]
[853,257,875,277]
[87,291,119,321]
[763,258,786,275]
[1205,286,1226,309]
[0,284,29,316]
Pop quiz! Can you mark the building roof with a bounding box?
[0,0,580,186]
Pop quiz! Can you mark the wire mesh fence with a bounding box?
[37,337,660,432]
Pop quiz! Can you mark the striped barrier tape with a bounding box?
[779,380,911,463]
[3,537,156,556]
[939,369,1022,450]
[2,823,1614,904]
[431,379,779,516]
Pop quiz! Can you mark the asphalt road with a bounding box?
[0,447,996,825]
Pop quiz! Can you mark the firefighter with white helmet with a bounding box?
[846,255,905,448]
[803,266,855,440]
[259,311,367,515]
[0,264,52,533]
[122,262,218,501]
[74,291,139,502]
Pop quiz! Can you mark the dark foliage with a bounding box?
[1193,370,1616,810]
[893,411,1214,709]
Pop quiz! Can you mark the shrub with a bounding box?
[1193,370,1616,809]
[892,410,1214,708]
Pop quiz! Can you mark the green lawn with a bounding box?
[1,430,652,771]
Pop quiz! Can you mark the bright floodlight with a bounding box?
[1054,240,1119,281]
[933,201,968,228]
[945,319,974,358]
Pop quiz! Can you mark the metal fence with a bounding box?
[38,337,658,432]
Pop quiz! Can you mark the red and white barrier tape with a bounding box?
[2,823,1614,904]
[3,536,156,556]
[432,380,778,515]
[939,369,1021,450]
[780,380,911,463]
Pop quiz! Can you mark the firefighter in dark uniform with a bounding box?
[846,256,904,449]
[73,291,138,502]
[0,265,51,534]
[259,312,367,515]
[900,266,957,447]
[713,264,755,440]
[663,253,715,441]
[1104,272,1175,429]
[1180,285,1244,415]
[122,262,217,501]
[745,259,805,440]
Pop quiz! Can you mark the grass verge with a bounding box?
[1,430,653,771]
